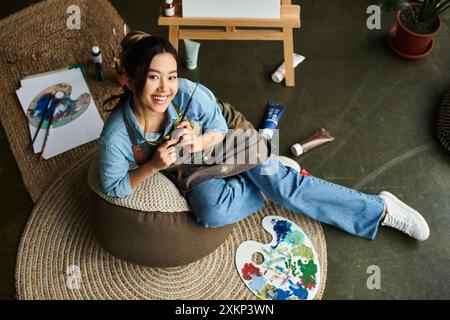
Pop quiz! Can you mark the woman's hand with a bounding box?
[148,139,179,171]
[130,139,178,190]
[173,121,202,153]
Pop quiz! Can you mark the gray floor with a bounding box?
[1,0,449,300]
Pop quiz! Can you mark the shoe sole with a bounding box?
[380,191,430,241]
[277,156,301,172]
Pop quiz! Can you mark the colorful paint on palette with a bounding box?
[27,83,91,129]
[235,216,320,300]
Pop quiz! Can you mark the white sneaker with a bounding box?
[379,191,430,241]
[277,155,301,172]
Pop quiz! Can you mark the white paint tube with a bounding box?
[271,53,305,83]
[183,39,201,70]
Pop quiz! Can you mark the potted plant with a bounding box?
[381,0,449,59]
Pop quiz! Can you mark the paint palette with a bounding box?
[27,83,91,129]
[235,216,320,300]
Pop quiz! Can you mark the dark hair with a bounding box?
[103,35,178,111]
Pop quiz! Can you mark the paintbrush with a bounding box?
[40,102,56,160]
[40,92,64,160]
[163,81,199,144]
[180,81,199,122]
[30,94,54,149]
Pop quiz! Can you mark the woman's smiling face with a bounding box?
[140,52,178,114]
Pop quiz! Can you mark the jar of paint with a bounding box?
[164,0,175,17]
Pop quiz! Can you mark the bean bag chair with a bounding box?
[87,155,234,267]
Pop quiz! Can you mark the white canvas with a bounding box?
[182,0,280,19]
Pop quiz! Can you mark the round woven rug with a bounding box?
[15,149,327,300]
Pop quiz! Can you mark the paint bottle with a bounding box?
[290,128,335,157]
[91,46,104,81]
[164,0,175,17]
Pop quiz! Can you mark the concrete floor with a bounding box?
[1,0,449,300]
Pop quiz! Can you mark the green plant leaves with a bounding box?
[380,0,450,26]
[380,0,410,12]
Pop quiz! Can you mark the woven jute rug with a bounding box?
[15,149,327,300]
[0,0,126,202]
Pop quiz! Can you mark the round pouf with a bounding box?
[87,153,234,267]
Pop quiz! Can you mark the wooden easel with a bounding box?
[158,0,301,87]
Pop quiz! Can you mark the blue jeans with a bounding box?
[185,155,385,240]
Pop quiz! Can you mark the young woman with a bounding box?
[100,33,430,241]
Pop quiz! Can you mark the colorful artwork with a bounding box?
[235,216,320,300]
[27,83,91,129]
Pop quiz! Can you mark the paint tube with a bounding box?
[290,128,335,157]
[300,168,312,176]
[183,39,201,70]
[261,102,286,139]
[271,53,305,84]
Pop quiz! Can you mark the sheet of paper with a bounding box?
[16,66,103,159]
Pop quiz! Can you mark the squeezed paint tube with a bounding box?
[291,128,335,157]
[183,39,201,70]
[271,53,305,84]
[261,102,286,139]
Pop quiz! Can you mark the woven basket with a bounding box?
[437,88,450,152]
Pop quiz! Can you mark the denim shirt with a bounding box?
[99,78,229,198]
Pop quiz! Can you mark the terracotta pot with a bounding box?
[391,4,441,57]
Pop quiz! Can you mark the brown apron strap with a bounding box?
[122,106,138,147]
